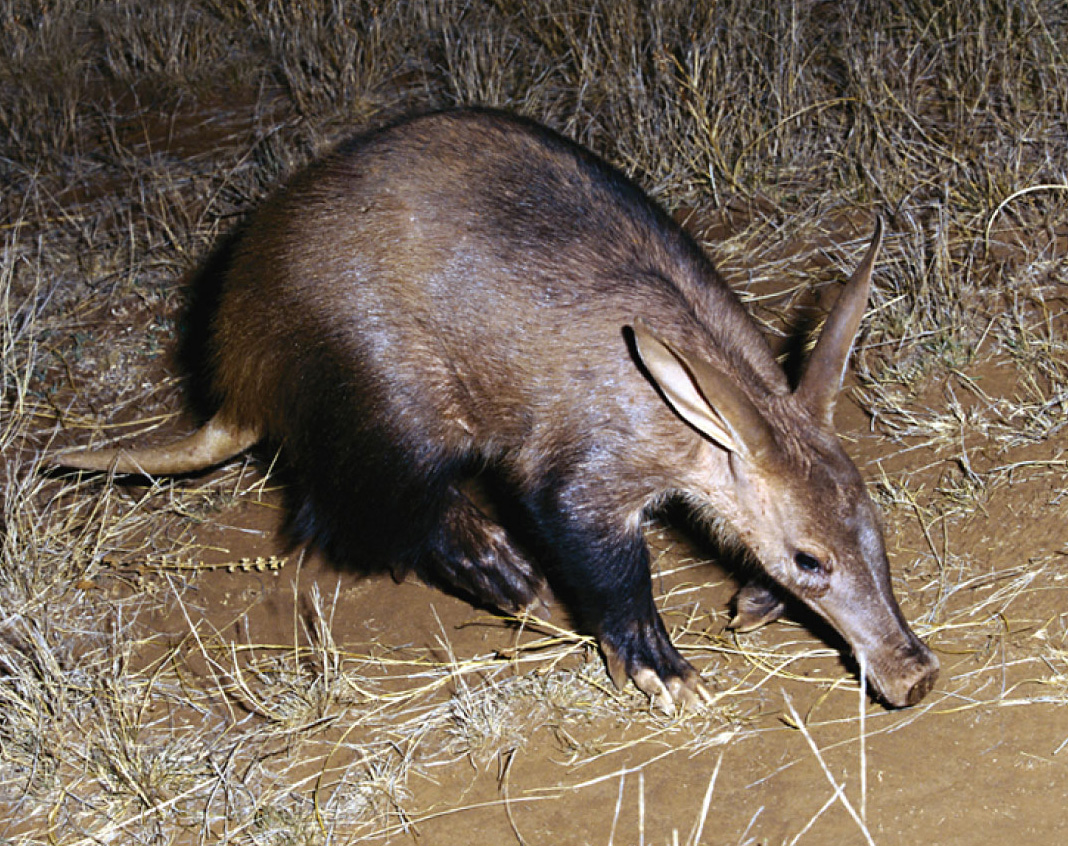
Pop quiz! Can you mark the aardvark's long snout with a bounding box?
[863,631,939,708]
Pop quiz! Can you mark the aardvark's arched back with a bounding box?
[56,109,937,710]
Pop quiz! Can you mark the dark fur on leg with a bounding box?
[524,482,711,710]
[276,401,544,612]
[417,486,545,612]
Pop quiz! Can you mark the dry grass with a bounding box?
[3,0,1068,843]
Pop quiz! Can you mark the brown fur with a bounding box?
[57,109,937,710]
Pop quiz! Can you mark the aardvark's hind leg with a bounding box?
[420,486,545,613]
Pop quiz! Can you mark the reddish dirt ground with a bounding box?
[98,373,1068,845]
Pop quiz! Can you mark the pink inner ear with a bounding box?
[631,321,736,449]
[632,319,777,465]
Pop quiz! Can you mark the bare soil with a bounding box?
[82,365,1068,846]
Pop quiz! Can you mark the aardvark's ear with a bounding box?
[631,319,775,465]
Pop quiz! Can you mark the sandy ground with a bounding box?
[80,378,1066,846]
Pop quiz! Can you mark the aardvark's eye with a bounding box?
[794,551,823,573]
